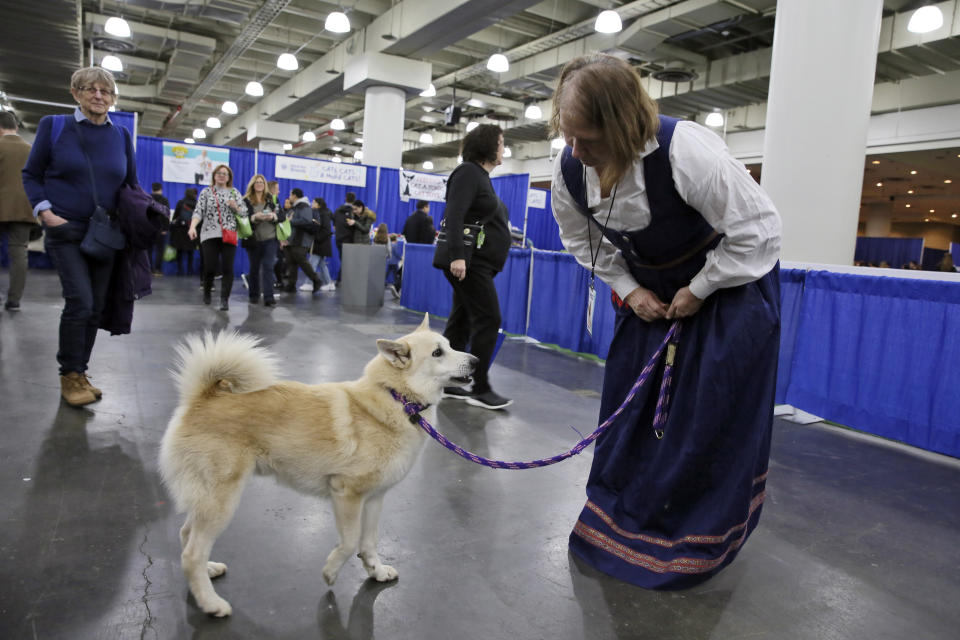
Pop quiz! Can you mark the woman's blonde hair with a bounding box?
[244,173,268,203]
[550,53,659,193]
[210,164,233,187]
[70,67,118,94]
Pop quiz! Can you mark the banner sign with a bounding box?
[274,155,366,187]
[399,169,448,203]
[527,188,547,209]
[162,142,230,184]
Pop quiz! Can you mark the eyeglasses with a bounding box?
[214,171,230,176]
[78,86,116,98]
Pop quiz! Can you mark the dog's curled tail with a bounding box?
[172,331,280,403]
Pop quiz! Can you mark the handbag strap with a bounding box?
[72,120,101,209]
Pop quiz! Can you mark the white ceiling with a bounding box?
[1,0,958,225]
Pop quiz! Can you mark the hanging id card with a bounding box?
[586,279,596,336]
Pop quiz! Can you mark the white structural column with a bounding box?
[761,0,884,264]
[362,86,406,168]
[865,200,893,236]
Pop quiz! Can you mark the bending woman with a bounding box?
[550,54,781,589]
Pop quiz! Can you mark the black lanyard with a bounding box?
[586,166,619,287]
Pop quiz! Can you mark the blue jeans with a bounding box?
[246,239,278,301]
[308,254,332,286]
[43,220,115,375]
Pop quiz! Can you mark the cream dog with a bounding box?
[159,315,476,617]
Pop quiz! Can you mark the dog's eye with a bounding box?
[432,347,443,358]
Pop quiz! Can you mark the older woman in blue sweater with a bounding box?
[22,67,138,407]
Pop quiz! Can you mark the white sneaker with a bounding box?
[321,283,337,291]
[299,282,313,291]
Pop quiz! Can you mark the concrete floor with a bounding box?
[2,271,959,640]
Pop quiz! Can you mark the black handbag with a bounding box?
[75,123,126,261]
[432,222,484,270]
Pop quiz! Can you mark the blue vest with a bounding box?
[560,115,718,300]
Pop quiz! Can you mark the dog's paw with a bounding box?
[322,567,339,586]
[200,595,232,617]
[207,561,227,578]
[372,564,398,582]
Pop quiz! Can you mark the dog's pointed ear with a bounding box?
[377,339,411,368]
[416,313,430,332]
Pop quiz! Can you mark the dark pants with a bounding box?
[443,262,501,394]
[151,233,167,272]
[285,245,320,290]
[200,238,236,301]
[176,249,195,275]
[43,220,115,375]
[246,239,278,302]
[0,221,32,304]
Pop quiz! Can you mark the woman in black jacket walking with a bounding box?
[437,124,512,410]
[170,187,198,275]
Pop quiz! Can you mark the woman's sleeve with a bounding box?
[550,155,638,298]
[443,166,480,262]
[670,122,782,299]
[21,116,53,215]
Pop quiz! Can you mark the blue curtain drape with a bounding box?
[136,136,256,276]
[784,271,960,457]
[855,236,923,267]
[524,189,565,251]
[776,268,807,403]
[491,173,529,233]
[257,152,378,280]
[525,250,615,359]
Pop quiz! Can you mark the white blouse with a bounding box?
[551,120,782,300]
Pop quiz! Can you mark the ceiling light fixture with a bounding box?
[907,5,944,34]
[302,131,316,142]
[705,111,724,127]
[908,189,915,194]
[332,156,342,163]
[906,204,911,208]
[419,132,433,143]
[354,150,363,160]
[871,160,881,165]
[356,138,363,144]
[466,121,479,132]
[594,10,622,34]
[910,169,918,174]
[503,146,512,158]
[551,137,565,150]
[330,118,345,130]
[524,104,542,119]
[945,179,953,184]
[487,53,509,73]
[876,182,883,187]
[101,55,123,72]
[192,128,206,139]
[184,137,195,144]
[325,11,351,33]
[221,100,238,115]
[277,53,299,71]
[423,161,434,170]
[245,81,264,97]
[332,146,342,152]
[952,213,958,218]
[283,143,293,151]
[104,16,131,38]
[206,117,221,129]
[420,84,436,97]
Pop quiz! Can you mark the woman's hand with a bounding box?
[38,209,67,228]
[666,286,704,319]
[227,198,238,210]
[449,259,467,281]
[188,226,198,241]
[624,286,668,322]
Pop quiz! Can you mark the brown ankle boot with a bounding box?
[82,373,103,399]
[61,372,98,407]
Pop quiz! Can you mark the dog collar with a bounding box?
[388,389,430,424]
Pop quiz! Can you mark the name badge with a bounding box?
[586,281,596,336]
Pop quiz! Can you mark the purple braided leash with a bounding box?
[390,320,682,470]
